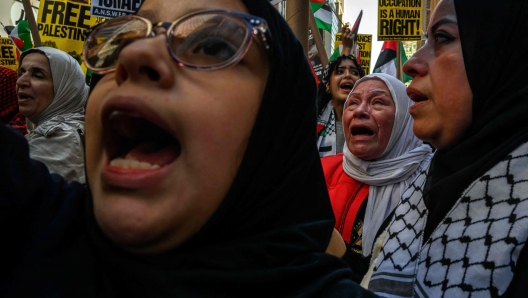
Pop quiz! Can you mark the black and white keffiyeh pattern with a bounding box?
[317,101,338,157]
[368,142,528,298]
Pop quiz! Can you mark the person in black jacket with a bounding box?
[0,0,377,297]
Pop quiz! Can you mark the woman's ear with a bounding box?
[326,83,331,94]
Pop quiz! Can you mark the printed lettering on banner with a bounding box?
[37,0,102,72]
[378,0,422,41]
[90,0,144,19]
[357,34,372,75]
[0,37,18,71]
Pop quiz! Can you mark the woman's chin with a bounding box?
[97,213,154,246]
[93,202,164,250]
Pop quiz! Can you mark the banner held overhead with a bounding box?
[91,0,144,19]
[378,0,422,41]
[37,0,101,72]
[0,37,18,71]
[357,34,372,75]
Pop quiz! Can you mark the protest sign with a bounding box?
[357,34,372,75]
[308,29,324,82]
[0,37,18,70]
[91,0,143,18]
[37,0,102,72]
[378,0,422,41]
[333,32,341,55]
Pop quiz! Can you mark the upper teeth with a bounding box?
[110,158,160,169]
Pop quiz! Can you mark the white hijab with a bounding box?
[341,73,433,256]
[21,47,88,127]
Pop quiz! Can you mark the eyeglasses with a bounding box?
[83,9,271,74]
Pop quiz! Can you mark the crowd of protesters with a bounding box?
[0,0,527,296]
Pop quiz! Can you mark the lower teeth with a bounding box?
[110,158,160,169]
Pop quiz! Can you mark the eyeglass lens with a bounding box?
[85,13,251,71]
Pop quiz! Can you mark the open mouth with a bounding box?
[408,93,428,102]
[340,83,354,93]
[105,110,181,170]
[17,92,32,100]
[352,126,374,136]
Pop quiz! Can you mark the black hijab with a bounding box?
[87,1,371,296]
[423,0,528,241]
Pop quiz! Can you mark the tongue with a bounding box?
[124,141,180,166]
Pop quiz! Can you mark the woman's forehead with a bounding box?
[337,61,358,69]
[20,53,50,70]
[138,0,248,22]
[353,79,390,95]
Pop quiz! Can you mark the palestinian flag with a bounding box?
[329,10,363,61]
[373,41,411,82]
[310,0,332,32]
[9,20,33,52]
[329,44,342,61]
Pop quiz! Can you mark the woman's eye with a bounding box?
[192,38,237,60]
[352,70,359,76]
[32,72,45,79]
[335,69,344,75]
[434,32,453,45]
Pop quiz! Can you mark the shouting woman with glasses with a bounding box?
[0,0,376,296]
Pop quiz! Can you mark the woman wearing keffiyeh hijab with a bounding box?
[362,0,528,296]
[322,73,432,281]
[0,66,26,134]
[17,47,88,183]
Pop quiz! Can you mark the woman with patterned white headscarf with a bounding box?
[17,47,88,183]
[322,73,432,281]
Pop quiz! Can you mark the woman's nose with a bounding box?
[16,74,29,88]
[353,101,370,118]
[114,34,175,89]
[403,46,428,78]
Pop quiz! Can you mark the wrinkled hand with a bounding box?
[341,24,355,56]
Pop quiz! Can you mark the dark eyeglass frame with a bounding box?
[83,9,272,75]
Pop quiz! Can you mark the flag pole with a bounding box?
[22,0,41,47]
[308,6,328,69]
[286,0,309,52]
[396,41,403,83]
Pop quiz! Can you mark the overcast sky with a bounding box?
[343,0,384,71]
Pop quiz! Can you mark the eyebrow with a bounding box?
[337,66,358,70]
[350,89,389,97]
[21,66,50,75]
[430,18,458,35]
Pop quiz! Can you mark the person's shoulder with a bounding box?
[321,153,344,166]
[321,153,362,189]
[321,153,344,175]
[34,114,85,137]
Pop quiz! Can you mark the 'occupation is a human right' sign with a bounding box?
[378,0,422,41]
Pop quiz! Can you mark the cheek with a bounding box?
[432,54,473,147]
[435,53,470,110]
[330,76,341,91]
[85,79,113,171]
[39,82,55,103]
[377,112,395,144]
[343,110,353,132]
